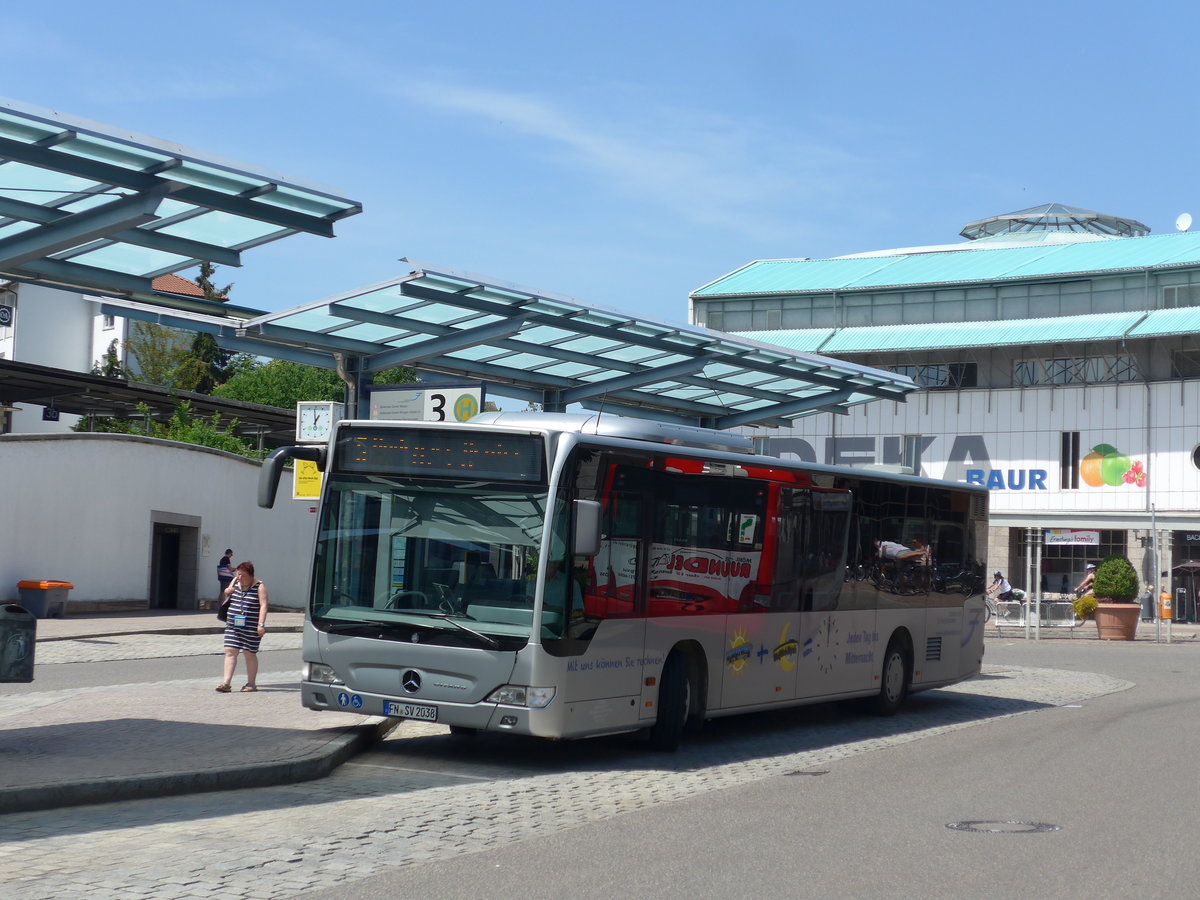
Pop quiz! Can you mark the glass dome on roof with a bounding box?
[960,203,1149,240]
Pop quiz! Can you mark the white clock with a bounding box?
[296,401,344,443]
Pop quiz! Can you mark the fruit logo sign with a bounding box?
[1080,443,1147,488]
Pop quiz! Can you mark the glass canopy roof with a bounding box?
[219,263,918,428]
[0,98,361,311]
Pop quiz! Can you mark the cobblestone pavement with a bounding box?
[0,663,1129,900]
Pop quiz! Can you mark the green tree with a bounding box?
[91,339,126,378]
[188,261,249,392]
[123,262,249,392]
[124,321,195,388]
[214,360,418,409]
[213,359,344,408]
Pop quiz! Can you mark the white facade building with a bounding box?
[691,205,1200,617]
[0,279,314,611]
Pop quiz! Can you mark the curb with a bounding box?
[0,717,398,815]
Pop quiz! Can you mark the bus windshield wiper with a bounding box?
[421,613,501,649]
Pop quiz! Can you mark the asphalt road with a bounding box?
[5,635,1197,899]
[296,639,1200,900]
[4,647,298,693]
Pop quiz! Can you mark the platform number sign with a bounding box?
[0,305,12,327]
[368,384,485,423]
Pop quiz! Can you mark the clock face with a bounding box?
[297,403,340,442]
[300,408,325,440]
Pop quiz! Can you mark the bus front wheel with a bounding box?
[648,652,691,752]
[871,637,910,716]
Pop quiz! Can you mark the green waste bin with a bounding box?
[16,580,73,618]
[0,603,36,683]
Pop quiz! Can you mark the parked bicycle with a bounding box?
[933,564,984,596]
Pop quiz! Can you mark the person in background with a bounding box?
[216,548,234,604]
[216,561,269,693]
[1073,563,1096,598]
[988,571,1016,601]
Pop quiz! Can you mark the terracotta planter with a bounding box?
[1094,602,1140,640]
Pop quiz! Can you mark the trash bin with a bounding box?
[0,603,36,683]
[16,580,73,618]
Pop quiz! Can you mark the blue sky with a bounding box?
[5,1,1198,323]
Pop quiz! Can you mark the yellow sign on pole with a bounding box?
[293,459,322,500]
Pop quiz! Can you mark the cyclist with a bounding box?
[988,571,1016,602]
[1073,563,1096,598]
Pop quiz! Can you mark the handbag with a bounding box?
[217,595,232,622]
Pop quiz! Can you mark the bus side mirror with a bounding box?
[258,446,325,509]
[573,500,601,557]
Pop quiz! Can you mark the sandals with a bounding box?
[215,683,231,693]
[240,684,258,692]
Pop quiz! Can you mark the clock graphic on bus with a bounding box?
[815,614,839,674]
[296,401,344,443]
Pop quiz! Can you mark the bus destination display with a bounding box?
[336,427,544,482]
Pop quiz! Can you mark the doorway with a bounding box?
[149,512,200,609]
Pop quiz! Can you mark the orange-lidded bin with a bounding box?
[15,580,73,618]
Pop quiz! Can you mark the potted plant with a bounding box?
[1091,554,1140,640]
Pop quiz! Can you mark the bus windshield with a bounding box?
[311,474,552,640]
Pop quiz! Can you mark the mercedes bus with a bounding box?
[259,412,988,751]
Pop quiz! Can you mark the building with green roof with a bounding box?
[691,204,1200,618]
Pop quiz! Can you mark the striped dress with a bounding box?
[223,580,264,653]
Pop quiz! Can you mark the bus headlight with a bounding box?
[304,662,344,685]
[486,685,556,708]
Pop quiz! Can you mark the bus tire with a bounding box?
[648,652,690,752]
[871,636,910,716]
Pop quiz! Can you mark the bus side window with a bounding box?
[587,466,648,618]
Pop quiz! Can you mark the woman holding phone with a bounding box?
[215,561,268,693]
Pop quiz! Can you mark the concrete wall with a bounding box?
[0,433,317,610]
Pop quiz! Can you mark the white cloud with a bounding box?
[383,78,868,240]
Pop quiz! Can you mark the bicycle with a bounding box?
[984,588,1025,625]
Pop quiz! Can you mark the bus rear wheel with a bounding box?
[871,637,910,716]
[648,652,690,752]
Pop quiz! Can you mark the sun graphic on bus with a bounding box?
[726,628,752,675]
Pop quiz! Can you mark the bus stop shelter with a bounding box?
[106,261,921,429]
[0,97,918,430]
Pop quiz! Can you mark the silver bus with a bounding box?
[260,412,988,751]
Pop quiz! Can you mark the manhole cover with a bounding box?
[946,820,1061,834]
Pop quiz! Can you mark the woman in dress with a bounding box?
[215,561,269,693]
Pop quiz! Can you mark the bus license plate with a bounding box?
[385,701,438,721]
